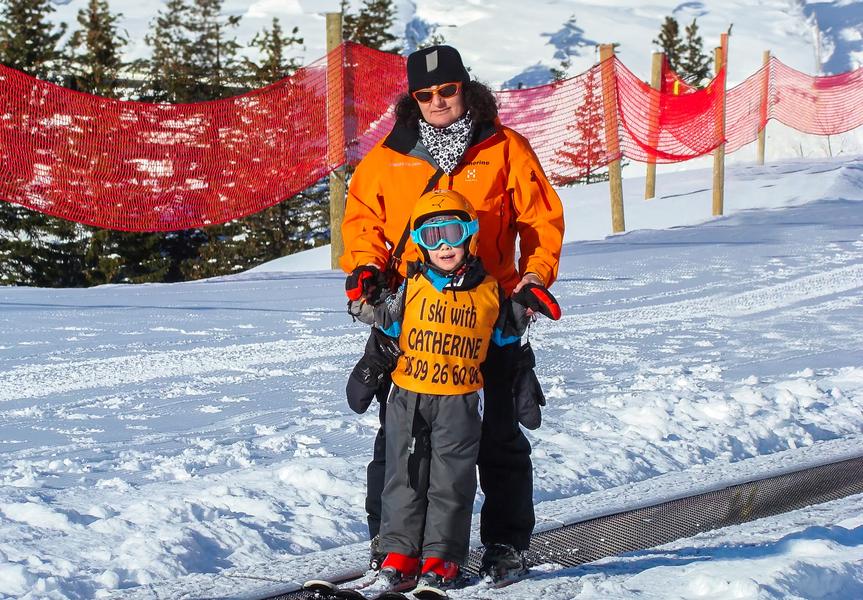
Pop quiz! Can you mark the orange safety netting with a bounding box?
[2,42,863,231]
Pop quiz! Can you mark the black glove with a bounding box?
[512,283,562,320]
[345,266,386,303]
[345,329,401,414]
[511,342,546,430]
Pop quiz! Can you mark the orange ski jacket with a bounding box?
[339,118,564,295]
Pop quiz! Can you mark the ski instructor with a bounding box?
[339,44,564,579]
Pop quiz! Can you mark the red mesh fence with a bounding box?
[1,43,863,231]
[615,57,726,162]
[343,44,406,165]
[767,57,863,136]
[0,51,332,230]
[724,62,769,154]
[496,62,615,186]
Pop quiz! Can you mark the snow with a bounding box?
[2,155,863,599]
[1,1,862,598]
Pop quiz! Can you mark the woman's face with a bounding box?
[417,83,466,128]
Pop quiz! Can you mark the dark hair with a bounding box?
[394,80,499,128]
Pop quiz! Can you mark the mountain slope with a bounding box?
[1,156,862,598]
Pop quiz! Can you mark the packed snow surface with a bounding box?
[3,2,863,598]
[1,157,863,599]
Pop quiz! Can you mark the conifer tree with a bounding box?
[243,17,303,85]
[185,0,243,101]
[64,0,161,285]
[81,230,173,284]
[142,0,195,103]
[178,0,249,280]
[342,0,401,53]
[136,1,199,281]
[59,0,175,285]
[141,0,247,281]
[679,18,711,85]
[416,31,446,50]
[240,16,323,269]
[547,15,593,82]
[143,0,244,102]
[654,16,683,75]
[0,0,88,286]
[66,0,128,96]
[549,56,571,83]
[188,17,328,277]
[341,0,358,45]
[0,0,67,81]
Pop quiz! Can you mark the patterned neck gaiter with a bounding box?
[418,111,475,174]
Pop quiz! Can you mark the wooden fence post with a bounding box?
[645,51,664,199]
[712,33,728,217]
[757,50,770,166]
[327,12,346,270]
[599,44,625,233]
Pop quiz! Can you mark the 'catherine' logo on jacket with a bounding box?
[393,275,499,394]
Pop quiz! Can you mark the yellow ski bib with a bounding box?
[392,274,500,395]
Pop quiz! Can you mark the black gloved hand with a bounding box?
[345,329,401,414]
[512,283,562,320]
[511,342,546,430]
[370,327,401,367]
[345,265,385,303]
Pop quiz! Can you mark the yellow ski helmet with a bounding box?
[410,189,480,256]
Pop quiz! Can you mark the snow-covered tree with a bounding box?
[243,17,303,86]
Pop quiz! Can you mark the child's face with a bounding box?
[428,243,466,272]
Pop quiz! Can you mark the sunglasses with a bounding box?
[411,218,478,251]
[411,81,462,104]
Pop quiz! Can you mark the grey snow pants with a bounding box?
[378,385,482,564]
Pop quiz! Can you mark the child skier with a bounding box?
[345,189,561,594]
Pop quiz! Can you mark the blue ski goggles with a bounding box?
[410,219,479,250]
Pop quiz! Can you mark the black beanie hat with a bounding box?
[406,45,470,93]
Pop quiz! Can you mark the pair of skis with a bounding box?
[303,568,537,599]
[302,575,416,600]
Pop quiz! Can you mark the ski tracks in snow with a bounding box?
[0,333,366,403]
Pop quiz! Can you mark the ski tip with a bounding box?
[303,579,338,589]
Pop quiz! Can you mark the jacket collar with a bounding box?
[383,116,502,157]
[410,255,488,292]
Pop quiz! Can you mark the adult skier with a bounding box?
[340,44,564,580]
